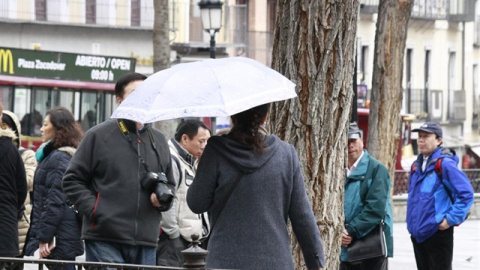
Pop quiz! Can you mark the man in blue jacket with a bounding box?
[341,122,393,270]
[407,122,474,270]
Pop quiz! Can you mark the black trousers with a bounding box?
[411,227,454,270]
[340,256,388,270]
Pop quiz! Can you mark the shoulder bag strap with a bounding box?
[208,169,244,237]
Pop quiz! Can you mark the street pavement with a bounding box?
[390,219,480,270]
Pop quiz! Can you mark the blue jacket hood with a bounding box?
[416,147,459,168]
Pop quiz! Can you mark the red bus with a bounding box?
[356,108,416,170]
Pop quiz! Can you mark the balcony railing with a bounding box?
[360,0,474,22]
[411,0,448,20]
[448,0,476,22]
[393,169,480,195]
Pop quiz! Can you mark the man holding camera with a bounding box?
[63,73,175,266]
[157,119,211,266]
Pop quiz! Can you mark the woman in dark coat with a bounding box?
[24,107,83,269]
[0,104,27,258]
[187,104,325,270]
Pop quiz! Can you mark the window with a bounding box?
[35,0,47,21]
[13,87,31,121]
[52,90,75,113]
[473,64,479,127]
[0,86,13,110]
[267,0,276,33]
[405,48,413,112]
[86,0,96,24]
[80,91,100,131]
[424,49,431,114]
[360,45,369,84]
[131,0,140,26]
[448,51,456,90]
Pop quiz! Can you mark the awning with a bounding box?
[470,145,480,158]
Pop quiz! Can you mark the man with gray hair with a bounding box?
[340,122,393,270]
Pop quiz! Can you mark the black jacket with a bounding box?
[24,143,83,259]
[63,119,175,247]
[0,128,27,256]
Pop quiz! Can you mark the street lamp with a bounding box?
[199,0,223,134]
[198,0,223,59]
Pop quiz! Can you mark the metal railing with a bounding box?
[0,237,212,270]
[393,169,480,195]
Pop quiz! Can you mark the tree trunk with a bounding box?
[270,1,359,269]
[367,0,413,175]
[152,0,174,139]
[153,0,170,72]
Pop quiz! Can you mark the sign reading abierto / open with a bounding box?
[0,47,136,83]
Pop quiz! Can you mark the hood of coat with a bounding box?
[0,127,18,157]
[0,127,17,141]
[58,146,76,156]
[2,110,22,147]
[206,133,280,174]
[415,146,459,167]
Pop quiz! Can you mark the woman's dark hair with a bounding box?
[114,72,147,99]
[47,107,83,149]
[1,113,19,147]
[1,113,17,134]
[230,103,270,152]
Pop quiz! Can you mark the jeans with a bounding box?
[85,240,156,267]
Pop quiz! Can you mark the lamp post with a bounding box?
[198,0,223,59]
[199,0,223,133]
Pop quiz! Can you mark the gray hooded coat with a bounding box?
[187,134,325,270]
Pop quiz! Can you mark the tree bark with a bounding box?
[153,0,170,72]
[152,0,174,139]
[270,1,359,269]
[367,0,413,175]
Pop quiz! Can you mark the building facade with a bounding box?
[0,0,479,157]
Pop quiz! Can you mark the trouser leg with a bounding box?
[411,227,453,270]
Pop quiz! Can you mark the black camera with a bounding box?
[142,171,174,211]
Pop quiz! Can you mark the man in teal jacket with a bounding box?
[340,122,393,270]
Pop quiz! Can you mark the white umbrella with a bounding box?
[110,57,297,124]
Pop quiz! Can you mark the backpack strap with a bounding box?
[411,162,417,174]
[434,158,453,202]
[18,148,28,156]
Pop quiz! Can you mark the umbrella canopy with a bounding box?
[110,57,297,124]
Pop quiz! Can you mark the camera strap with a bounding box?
[116,119,163,173]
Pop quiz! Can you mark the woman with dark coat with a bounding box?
[187,103,325,270]
[0,104,27,259]
[24,107,83,269]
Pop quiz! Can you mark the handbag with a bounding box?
[347,221,387,262]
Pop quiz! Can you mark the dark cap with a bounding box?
[412,122,442,137]
[348,122,363,139]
